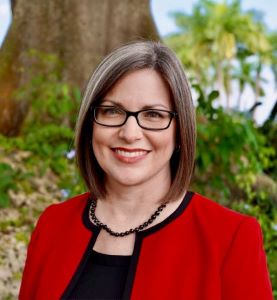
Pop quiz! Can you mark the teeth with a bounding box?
[115,149,147,157]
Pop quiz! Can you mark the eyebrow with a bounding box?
[101,99,171,110]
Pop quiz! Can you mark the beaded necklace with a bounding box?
[89,199,168,237]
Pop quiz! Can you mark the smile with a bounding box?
[115,149,148,157]
[111,147,150,163]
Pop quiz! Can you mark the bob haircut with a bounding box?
[75,40,196,203]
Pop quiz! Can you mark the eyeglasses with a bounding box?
[93,105,177,131]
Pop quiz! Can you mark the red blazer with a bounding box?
[19,191,273,299]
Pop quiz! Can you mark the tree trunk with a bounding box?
[0,0,159,136]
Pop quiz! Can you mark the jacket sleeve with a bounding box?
[221,217,273,300]
[19,205,54,299]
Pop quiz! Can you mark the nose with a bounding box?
[118,115,143,142]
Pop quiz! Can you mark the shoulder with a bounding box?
[188,192,262,246]
[191,192,256,226]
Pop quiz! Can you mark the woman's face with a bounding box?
[92,68,176,188]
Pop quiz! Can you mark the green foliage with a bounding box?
[0,123,84,202]
[15,231,29,244]
[193,84,275,202]
[261,119,277,181]
[0,163,17,207]
[0,161,33,207]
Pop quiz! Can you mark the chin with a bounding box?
[117,177,145,187]
[110,172,148,187]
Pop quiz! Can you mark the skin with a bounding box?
[92,68,184,255]
[93,68,176,191]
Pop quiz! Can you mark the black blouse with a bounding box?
[69,249,132,300]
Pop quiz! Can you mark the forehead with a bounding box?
[102,69,173,110]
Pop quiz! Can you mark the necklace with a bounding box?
[89,198,168,237]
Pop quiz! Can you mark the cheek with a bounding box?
[150,126,176,155]
[92,125,109,145]
[92,127,106,159]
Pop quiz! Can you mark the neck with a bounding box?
[96,173,173,230]
[106,171,171,209]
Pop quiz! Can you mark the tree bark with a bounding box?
[0,0,159,136]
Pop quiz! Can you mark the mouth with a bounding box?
[111,147,150,162]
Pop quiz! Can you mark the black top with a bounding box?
[69,250,132,300]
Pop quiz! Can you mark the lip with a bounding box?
[111,147,150,152]
[111,147,150,163]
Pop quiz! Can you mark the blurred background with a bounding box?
[0,0,276,298]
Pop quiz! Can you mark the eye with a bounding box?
[100,106,124,116]
[143,110,165,119]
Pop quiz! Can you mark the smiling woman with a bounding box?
[19,41,273,300]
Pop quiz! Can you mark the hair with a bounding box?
[75,40,196,203]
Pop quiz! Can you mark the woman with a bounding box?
[19,41,273,300]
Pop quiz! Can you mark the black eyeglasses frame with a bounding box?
[92,105,178,131]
